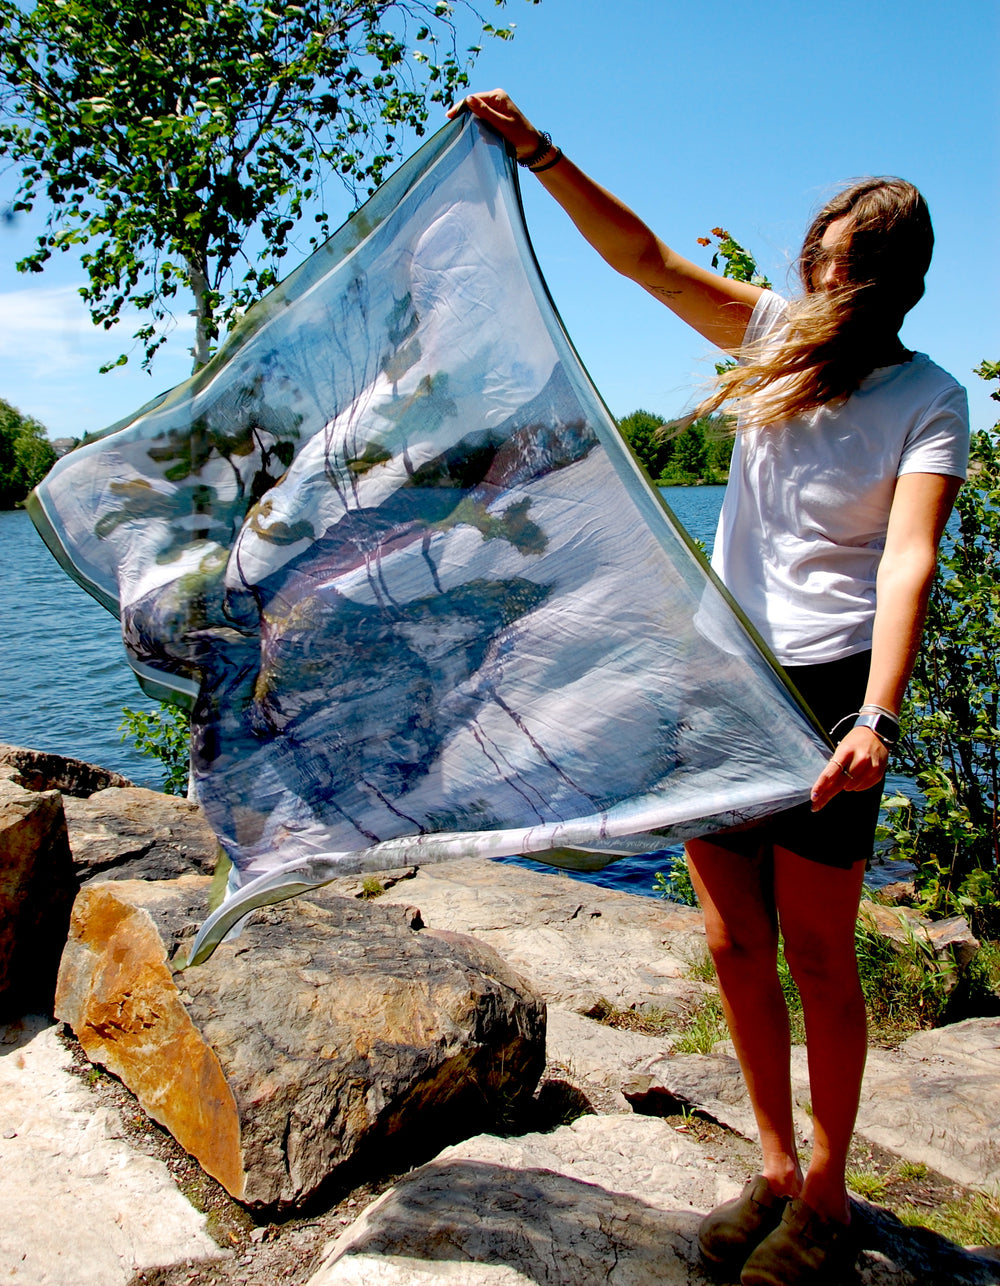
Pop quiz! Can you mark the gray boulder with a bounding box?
[861,898,980,972]
[55,876,546,1208]
[0,744,218,884]
[624,1018,1000,1192]
[0,743,132,797]
[63,785,221,882]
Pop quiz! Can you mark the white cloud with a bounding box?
[0,282,194,360]
[0,283,195,439]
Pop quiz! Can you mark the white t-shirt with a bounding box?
[711,291,970,666]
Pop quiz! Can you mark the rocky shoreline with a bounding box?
[2,743,999,1284]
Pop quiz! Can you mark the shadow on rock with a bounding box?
[314,1158,1000,1286]
[318,1157,725,1284]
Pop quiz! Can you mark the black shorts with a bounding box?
[706,650,882,870]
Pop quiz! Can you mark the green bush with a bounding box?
[879,361,1000,935]
[653,852,698,906]
[617,408,672,480]
[119,701,191,795]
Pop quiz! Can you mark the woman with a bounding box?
[450,91,969,1285]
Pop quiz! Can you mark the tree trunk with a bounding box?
[186,257,213,372]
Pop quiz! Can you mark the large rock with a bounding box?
[0,743,132,797]
[63,786,221,882]
[0,775,77,1018]
[0,1015,224,1286]
[307,1115,1000,1285]
[55,877,546,1208]
[377,857,708,1014]
[0,744,219,883]
[861,898,980,972]
[624,1018,1000,1191]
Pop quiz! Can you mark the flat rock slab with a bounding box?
[0,1014,223,1286]
[624,1046,808,1147]
[56,877,546,1208]
[63,786,221,882]
[626,1017,1000,1191]
[856,1018,1000,1190]
[545,1003,674,1109]
[310,1115,738,1285]
[377,857,707,1014]
[308,1115,1000,1286]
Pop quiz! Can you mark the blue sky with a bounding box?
[1,0,997,439]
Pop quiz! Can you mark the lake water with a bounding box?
[0,485,909,896]
[0,486,725,783]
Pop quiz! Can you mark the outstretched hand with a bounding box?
[810,726,888,812]
[447,89,542,162]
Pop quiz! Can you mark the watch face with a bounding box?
[875,714,898,745]
[859,711,898,746]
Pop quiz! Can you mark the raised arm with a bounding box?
[450,90,763,353]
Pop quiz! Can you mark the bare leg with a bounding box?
[686,836,803,1198]
[773,847,868,1224]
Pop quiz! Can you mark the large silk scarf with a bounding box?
[30,115,830,962]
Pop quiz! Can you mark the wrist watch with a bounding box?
[854,711,899,748]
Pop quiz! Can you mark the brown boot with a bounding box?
[740,1198,856,1285]
[698,1175,791,1270]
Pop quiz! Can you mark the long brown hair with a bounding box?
[696,178,934,428]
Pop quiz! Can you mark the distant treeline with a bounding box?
[0,399,56,508]
[617,410,734,486]
[1,394,734,509]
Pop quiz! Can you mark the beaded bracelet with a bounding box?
[517,131,552,168]
[529,148,563,173]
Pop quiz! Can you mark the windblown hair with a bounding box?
[695,178,934,428]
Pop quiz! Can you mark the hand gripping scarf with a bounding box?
[29,115,831,963]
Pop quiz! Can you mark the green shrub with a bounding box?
[845,1166,889,1202]
[652,852,699,906]
[879,364,999,935]
[119,701,190,795]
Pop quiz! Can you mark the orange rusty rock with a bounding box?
[55,878,246,1200]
